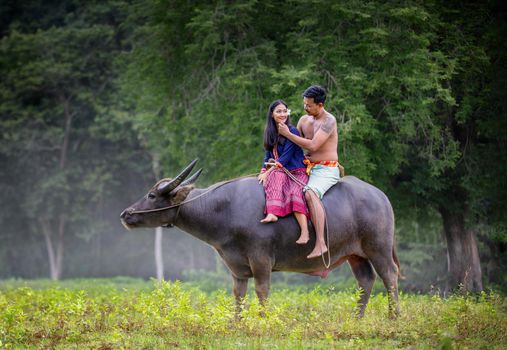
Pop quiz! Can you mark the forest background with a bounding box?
[0,0,505,294]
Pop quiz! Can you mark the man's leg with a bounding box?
[305,189,328,258]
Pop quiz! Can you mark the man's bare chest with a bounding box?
[301,119,324,138]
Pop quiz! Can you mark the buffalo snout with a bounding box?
[120,207,136,219]
[120,208,138,229]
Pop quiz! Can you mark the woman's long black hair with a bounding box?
[263,99,292,151]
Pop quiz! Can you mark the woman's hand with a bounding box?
[257,171,269,185]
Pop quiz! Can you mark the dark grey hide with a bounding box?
[121,160,401,318]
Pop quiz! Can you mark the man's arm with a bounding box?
[279,116,335,152]
[297,118,304,137]
[276,127,301,166]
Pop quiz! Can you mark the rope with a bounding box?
[267,163,332,269]
[130,166,332,269]
[127,173,258,215]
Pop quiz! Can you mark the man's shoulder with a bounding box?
[298,114,312,124]
[324,111,337,122]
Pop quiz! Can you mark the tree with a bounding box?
[383,0,506,291]
[0,1,143,279]
[268,0,506,292]
[432,0,507,290]
[122,0,288,181]
[123,0,507,291]
[2,0,503,290]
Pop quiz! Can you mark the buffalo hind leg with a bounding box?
[369,253,400,319]
[232,276,248,319]
[348,256,376,318]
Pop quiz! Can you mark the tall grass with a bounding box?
[1,278,505,349]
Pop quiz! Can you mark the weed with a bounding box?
[0,279,505,349]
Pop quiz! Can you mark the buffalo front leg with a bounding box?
[232,275,248,318]
[348,256,376,318]
[251,262,272,315]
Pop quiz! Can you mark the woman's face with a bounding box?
[272,103,289,125]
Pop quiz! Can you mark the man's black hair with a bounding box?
[302,85,326,104]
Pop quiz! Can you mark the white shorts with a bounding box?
[304,165,340,198]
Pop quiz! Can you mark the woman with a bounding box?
[257,99,310,244]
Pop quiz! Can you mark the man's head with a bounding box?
[302,85,326,116]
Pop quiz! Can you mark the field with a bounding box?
[0,278,506,349]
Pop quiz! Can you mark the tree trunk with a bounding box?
[155,226,164,281]
[152,152,164,281]
[55,214,66,279]
[40,95,73,280]
[40,217,65,280]
[439,207,483,292]
[41,219,57,280]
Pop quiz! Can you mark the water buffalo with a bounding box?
[121,159,401,318]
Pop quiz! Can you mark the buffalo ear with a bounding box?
[171,185,194,204]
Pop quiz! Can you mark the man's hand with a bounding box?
[278,122,290,137]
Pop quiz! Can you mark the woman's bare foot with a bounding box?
[296,231,309,244]
[260,214,278,223]
[307,243,328,259]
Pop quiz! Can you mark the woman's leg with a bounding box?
[294,212,309,244]
[261,170,282,223]
[260,213,278,223]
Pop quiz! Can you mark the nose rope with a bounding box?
[127,174,259,215]
[128,168,331,269]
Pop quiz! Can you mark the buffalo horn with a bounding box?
[159,159,198,194]
[179,168,203,187]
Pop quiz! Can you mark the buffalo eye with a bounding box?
[147,193,156,200]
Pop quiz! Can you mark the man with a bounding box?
[278,85,340,259]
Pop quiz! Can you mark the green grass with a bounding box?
[0,279,506,349]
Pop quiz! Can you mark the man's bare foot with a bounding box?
[260,214,278,223]
[307,244,328,259]
[296,232,309,244]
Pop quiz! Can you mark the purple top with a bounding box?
[261,126,306,171]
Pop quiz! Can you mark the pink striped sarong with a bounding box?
[263,168,309,217]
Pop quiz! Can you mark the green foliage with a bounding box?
[0,280,505,349]
[1,0,506,293]
[122,0,285,181]
[0,1,153,278]
[121,0,507,292]
[121,0,500,201]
